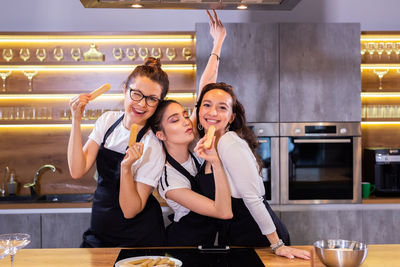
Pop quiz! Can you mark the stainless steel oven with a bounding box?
[248,123,280,204]
[280,122,361,204]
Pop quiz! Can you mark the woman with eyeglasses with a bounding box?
[67,57,168,247]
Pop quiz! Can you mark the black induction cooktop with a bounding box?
[114,247,265,267]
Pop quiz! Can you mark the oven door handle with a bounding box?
[293,138,351,143]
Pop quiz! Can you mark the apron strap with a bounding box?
[162,143,200,181]
[102,114,124,145]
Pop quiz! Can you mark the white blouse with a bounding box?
[88,111,165,187]
[158,155,204,222]
[217,131,276,235]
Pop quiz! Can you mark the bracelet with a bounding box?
[210,53,220,61]
[270,239,285,254]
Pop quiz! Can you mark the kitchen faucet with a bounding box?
[1,166,9,197]
[24,164,56,197]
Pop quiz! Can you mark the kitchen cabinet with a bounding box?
[0,214,41,248]
[0,32,196,196]
[279,23,361,122]
[196,23,360,123]
[41,213,91,248]
[196,23,279,123]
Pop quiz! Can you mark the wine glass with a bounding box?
[22,70,38,92]
[112,48,123,60]
[19,48,30,62]
[360,42,367,58]
[138,48,148,61]
[367,42,375,60]
[126,48,136,61]
[0,233,31,267]
[376,42,385,60]
[0,70,11,92]
[36,48,47,62]
[2,49,13,62]
[385,42,393,61]
[151,48,162,59]
[394,42,400,60]
[182,47,192,60]
[53,47,64,61]
[71,48,81,61]
[373,69,389,90]
[166,48,176,61]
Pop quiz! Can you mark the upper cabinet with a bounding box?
[196,23,279,123]
[279,23,361,122]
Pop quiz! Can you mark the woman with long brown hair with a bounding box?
[195,82,311,260]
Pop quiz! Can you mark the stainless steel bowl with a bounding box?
[314,239,368,267]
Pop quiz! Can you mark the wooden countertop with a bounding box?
[0,245,398,267]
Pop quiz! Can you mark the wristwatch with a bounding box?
[270,239,285,253]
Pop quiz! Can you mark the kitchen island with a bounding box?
[0,245,399,267]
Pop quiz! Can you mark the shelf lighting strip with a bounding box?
[0,35,195,43]
[0,64,195,72]
[0,92,196,100]
[361,92,400,98]
[361,36,400,42]
[361,64,400,70]
[361,121,400,125]
[0,124,94,128]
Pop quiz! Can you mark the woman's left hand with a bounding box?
[194,135,220,165]
[275,245,311,260]
[121,142,144,169]
[207,9,226,44]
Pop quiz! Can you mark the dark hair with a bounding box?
[196,82,263,173]
[149,99,180,134]
[124,57,169,99]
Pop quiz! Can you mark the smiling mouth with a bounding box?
[132,107,146,116]
[205,118,219,124]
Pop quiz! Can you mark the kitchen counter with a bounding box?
[0,245,398,267]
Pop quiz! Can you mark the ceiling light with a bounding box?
[237,4,248,9]
[131,4,143,8]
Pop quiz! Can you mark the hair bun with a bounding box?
[144,57,161,69]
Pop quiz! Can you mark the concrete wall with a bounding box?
[1,0,400,32]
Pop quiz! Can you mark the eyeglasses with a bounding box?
[129,89,160,107]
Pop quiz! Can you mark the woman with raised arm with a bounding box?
[67,57,168,247]
[195,82,311,260]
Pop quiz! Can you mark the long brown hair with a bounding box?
[123,57,169,99]
[196,82,263,173]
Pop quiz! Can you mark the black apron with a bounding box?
[81,115,166,247]
[218,196,291,247]
[163,150,218,247]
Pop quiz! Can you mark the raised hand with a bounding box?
[207,9,226,44]
[121,142,144,168]
[194,135,220,165]
[69,93,90,120]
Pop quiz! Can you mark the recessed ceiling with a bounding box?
[80,0,301,10]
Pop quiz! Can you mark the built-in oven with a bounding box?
[280,122,361,204]
[248,123,280,204]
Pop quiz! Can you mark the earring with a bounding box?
[226,123,230,132]
[197,123,203,131]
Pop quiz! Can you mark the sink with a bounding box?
[0,195,35,203]
[35,193,94,203]
[0,193,93,203]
